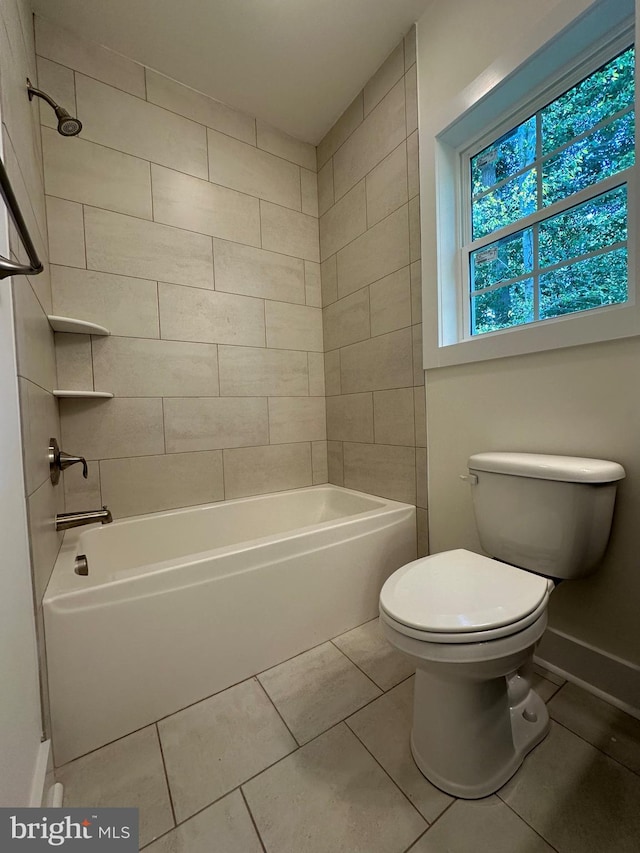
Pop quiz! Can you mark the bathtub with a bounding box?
[44,485,416,765]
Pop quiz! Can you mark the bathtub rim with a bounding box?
[45,484,416,603]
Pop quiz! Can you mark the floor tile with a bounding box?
[258,642,381,744]
[347,677,453,823]
[531,672,562,703]
[333,618,415,690]
[56,726,173,848]
[143,790,262,853]
[548,682,640,773]
[407,796,554,853]
[157,678,296,822]
[534,663,566,686]
[499,721,640,853]
[243,722,426,853]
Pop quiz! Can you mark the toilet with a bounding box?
[380,451,625,799]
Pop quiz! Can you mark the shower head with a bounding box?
[26,79,82,137]
[54,106,83,137]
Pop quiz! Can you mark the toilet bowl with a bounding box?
[380,549,553,798]
[381,452,625,799]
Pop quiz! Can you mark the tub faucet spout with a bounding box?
[55,506,113,531]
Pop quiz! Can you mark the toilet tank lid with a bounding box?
[468,452,625,483]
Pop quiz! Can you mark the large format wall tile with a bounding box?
[369,267,411,337]
[92,336,219,397]
[317,93,364,169]
[218,347,309,397]
[256,120,316,171]
[208,129,301,210]
[317,160,334,217]
[46,196,85,268]
[260,202,320,262]
[326,393,374,443]
[27,478,63,604]
[265,302,323,352]
[60,397,165,459]
[159,282,265,346]
[42,128,152,219]
[373,388,415,447]
[223,443,312,498]
[319,180,366,260]
[323,288,370,352]
[100,451,224,519]
[35,17,145,97]
[151,165,261,247]
[19,378,59,497]
[84,206,214,288]
[268,397,327,444]
[343,442,416,503]
[55,333,93,390]
[163,398,268,452]
[213,239,305,304]
[36,56,76,133]
[337,205,409,299]
[333,80,406,200]
[366,143,408,228]
[363,43,405,116]
[12,280,57,391]
[340,328,413,394]
[76,74,208,179]
[145,69,256,145]
[51,266,160,339]
[301,169,319,217]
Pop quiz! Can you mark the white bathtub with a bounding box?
[44,485,416,765]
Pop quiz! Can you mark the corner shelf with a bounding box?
[49,315,113,399]
[47,315,110,336]
[53,390,114,399]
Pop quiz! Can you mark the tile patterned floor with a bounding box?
[56,618,640,853]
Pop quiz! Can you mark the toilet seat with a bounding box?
[380,549,553,644]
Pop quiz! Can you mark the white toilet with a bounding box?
[380,452,625,799]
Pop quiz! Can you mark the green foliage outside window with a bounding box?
[469,46,635,336]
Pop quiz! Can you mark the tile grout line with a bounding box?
[399,797,458,853]
[497,791,562,853]
[344,715,433,828]
[547,715,640,776]
[154,722,178,828]
[252,676,302,747]
[239,787,268,853]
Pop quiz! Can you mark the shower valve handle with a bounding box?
[49,437,88,484]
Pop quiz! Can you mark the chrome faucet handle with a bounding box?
[49,437,88,484]
[59,451,88,478]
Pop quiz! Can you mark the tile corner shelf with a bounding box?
[48,315,110,336]
[53,390,114,399]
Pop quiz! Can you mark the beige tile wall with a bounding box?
[2,0,62,738]
[319,28,427,555]
[36,17,326,520]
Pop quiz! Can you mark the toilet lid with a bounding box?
[380,549,551,633]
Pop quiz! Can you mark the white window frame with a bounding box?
[424,0,638,368]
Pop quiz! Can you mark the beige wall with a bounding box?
[2,0,62,738]
[417,0,640,667]
[318,30,427,555]
[35,17,327,519]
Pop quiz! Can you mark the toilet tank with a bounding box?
[468,452,625,579]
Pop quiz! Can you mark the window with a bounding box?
[466,47,634,337]
[425,0,639,369]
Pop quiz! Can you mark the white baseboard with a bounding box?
[536,627,640,720]
[28,740,51,807]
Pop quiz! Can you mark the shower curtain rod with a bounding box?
[0,155,43,280]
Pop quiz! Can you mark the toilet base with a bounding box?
[410,669,550,799]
